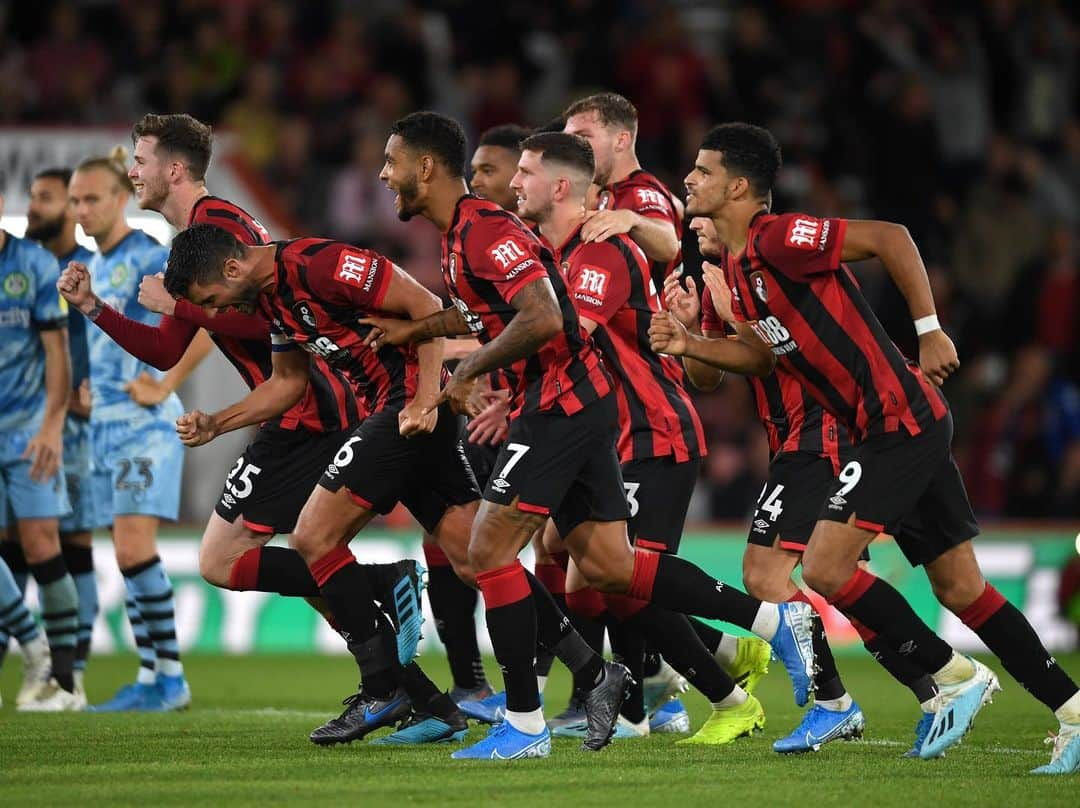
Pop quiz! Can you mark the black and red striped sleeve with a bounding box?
[463,217,549,304]
[756,213,847,280]
[307,244,393,310]
[565,241,631,326]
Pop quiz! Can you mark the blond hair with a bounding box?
[76,146,135,193]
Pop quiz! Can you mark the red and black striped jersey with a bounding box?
[725,210,947,442]
[441,195,612,419]
[598,169,683,288]
[702,283,842,467]
[184,196,358,432]
[261,238,423,416]
[553,226,705,464]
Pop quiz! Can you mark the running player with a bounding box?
[65,150,192,712]
[651,122,1080,772]
[0,191,81,711]
[514,131,777,745]
[429,123,535,712]
[26,167,100,703]
[564,91,703,731]
[369,111,816,760]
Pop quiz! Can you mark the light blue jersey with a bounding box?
[86,229,183,525]
[86,229,182,424]
[0,231,71,522]
[57,243,97,532]
[59,243,94,390]
[0,230,67,433]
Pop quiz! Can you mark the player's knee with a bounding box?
[931,573,986,615]
[801,556,845,599]
[197,545,230,588]
[742,562,790,602]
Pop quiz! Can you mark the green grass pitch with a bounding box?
[2,652,1078,806]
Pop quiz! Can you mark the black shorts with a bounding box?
[748,451,837,552]
[820,412,978,567]
[462,433,501,491]
[215,423,350,535]
[483,394,629,538]
[622,456,700,554]
[319,404,480,534]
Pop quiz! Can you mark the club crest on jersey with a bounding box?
[292,300,317,330]
[2,271,29,298]
[750,271,768,302]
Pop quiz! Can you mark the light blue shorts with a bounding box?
[60,417,96,533]
[0,428,72,524]
[91,417,183,526]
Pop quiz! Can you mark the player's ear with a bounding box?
[222,257,242,280]
[418,154,435,183]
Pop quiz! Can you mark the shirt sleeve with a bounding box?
[269,322,297,352]
[309,244,393,310]
[463,217,550,304]
[565,241,631,326]
[616,181,677,223]
[31,250,67,328]
[93,306,197,370]
[755,213,847,280]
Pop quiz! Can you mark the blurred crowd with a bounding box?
[2,0,1077,521]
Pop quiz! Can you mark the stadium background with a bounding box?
[0,0,1077,657]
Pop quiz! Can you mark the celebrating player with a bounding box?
[369,111,816,760]
[651,122,1080,773]
[65,150,193,712]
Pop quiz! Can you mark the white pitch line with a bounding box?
[855,738,1037,755]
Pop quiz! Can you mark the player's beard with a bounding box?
[395,174,421,221]
[25,211,65,242]
[138,176,169,211]
[233,284,261,315]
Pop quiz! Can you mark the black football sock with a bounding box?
[628,550,761,629]
[689,618,726,656]
[525,570,603,688]
[425,552,484,691]
[310,547,397,698]
[960,583,1078,711]
[477,562,541,714]
[854,618,938,705]
[830,569,953,675]
[610,621,646,723]
[625,605,736,703]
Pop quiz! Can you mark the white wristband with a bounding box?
[914,314,941,336]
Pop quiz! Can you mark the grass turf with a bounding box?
[2,651,1078,806]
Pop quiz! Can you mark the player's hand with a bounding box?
[701,262,735,323]
[22,425,62,482]
[124,371,172,406]
[176,410,217,447]
[918,329,960,387]
[425,373,480,418]
[580,209,636,243]
[57,261,96,314]
[138,273,176,316]
[399,397,438,437]
[358,317,417,351]
[649,311,690,356]
[466,387,511,446]
[663,273,700,328]
[68,379,92,420]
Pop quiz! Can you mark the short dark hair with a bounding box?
[562,92,638,133]
[519,132,595,182]
[477,124,530,153]
[164,224,245,297]
[33,167,73,187]
[532,117,566,135]
[388,111,467,178]
[700,123,782,197]
[132,113,213,181]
